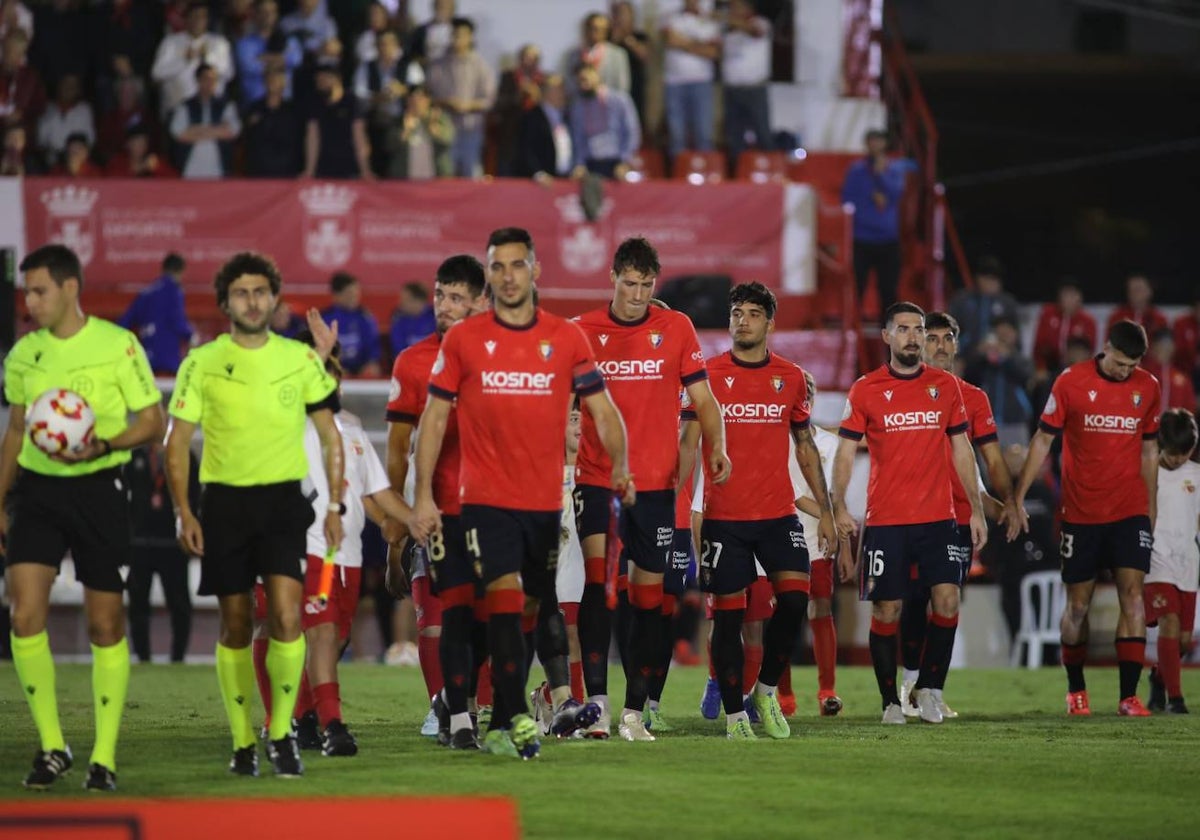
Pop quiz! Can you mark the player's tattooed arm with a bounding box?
[412,395,451,540]
[978,439,1027,540]
[831,436,859,582]
[1142,437,1160,532]
[793,426,837,557]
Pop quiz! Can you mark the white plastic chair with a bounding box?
[1010,570,1066,668]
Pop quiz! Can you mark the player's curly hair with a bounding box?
[728,281,777,320]
[1158,408,1198,456]
[214,251,282,307]
[612,237,660,278]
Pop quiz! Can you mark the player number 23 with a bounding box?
[866,550,885,577]
[700,540,724,569]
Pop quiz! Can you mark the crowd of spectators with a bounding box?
[0,0,781,182]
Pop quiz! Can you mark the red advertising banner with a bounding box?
[23,178,815,298]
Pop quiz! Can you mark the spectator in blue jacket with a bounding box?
[840,128,910,320]
[119,252,194,374]
[321,271,381,376]
[388,280,436,357]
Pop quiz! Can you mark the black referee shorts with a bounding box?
[199,481,314,597]
[3,467,129,593]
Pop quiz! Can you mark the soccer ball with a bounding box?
[26,388,96,456]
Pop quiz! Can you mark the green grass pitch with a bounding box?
[1,664,1197,839]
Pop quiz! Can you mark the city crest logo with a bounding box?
[41,186,100,266]
[771,376,784,393]
[299,184,357,270]
[927,386,940,401]
[538,340,554,361]
[1131,391,1142,408]
[648,331,663,349]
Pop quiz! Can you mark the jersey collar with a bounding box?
[730,349,771,369]
[492,309,539,332]
[885,362,924,380]
[607,306,651,327]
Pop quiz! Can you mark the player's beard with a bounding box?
[231,310,270,334]
[893,346,921,367]
[733,335,765,352]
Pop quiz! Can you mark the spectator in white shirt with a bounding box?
[170,63,240,179]
[151,2,233,118]
[280,0,338,56]
[722,0,773,166]
[355,1,391,64]
[408,0,455,66]
[662,0,720,156]
[565,12,629,95]
[37,73,93,168]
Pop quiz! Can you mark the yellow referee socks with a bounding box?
[265,635,307,742]
[90,637,130,770]
[216,643,257,750]
[11,631,66,752]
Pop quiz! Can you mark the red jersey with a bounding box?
[949,378,998,525]
[573,306,707,492]
[1033,304,1097,372]
[1107,305,1168,340]
[696,352,811,521]
[1142,359,1195,412]
[386,333,463,514]
[428,308,605,512]
[1039,357,1161,524]
[839,364,968,526]
[1172,313,1199,377]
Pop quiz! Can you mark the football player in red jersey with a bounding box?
[412,228,634,758]
[386,256,490,749]
[572,237,730,741]
[897,311,1023,719]
[1013,320,1161,717]
[691,282,837,739]
[833,302,987,724]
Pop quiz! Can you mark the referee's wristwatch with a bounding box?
[327,501,346,516]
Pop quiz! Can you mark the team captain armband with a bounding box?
[573,362,605,396]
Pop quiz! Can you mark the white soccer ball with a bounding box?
[26,388,96,456]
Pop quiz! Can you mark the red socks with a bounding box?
[418,634,443,700]
[313,681,341,727]
[742,643,763,694]
[811,615,837,693]
[1158,635,1183,698]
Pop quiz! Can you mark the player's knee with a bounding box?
[774,589,808,616]
[872,600,902,624]
[86,616,125,648]
[1063,599,1090,625]
[268,606,301,643]
[929,590,960,618]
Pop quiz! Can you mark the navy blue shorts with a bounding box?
[461,504,560,598]
[575,484,674,576]
[425,515,481,595]
[664,528,695,596]
[860,519,961,602]
[1060,516,1152,584]
[698,515,809,596]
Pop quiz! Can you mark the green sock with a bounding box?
[216,643,256,750]
[266,636,307,742]
[11,631,66,752]
[90,637,130,770]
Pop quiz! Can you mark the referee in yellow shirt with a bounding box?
[166,251,344,779]
[1,243,165,791]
